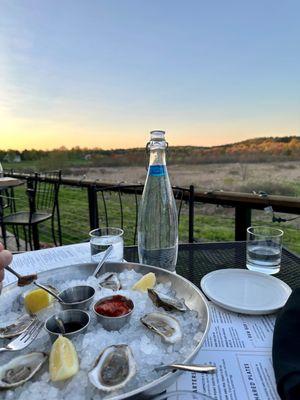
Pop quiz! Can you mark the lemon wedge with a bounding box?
[24,288,53,314]
[49,335,79,382]
[132,272,156,292]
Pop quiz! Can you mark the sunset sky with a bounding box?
[1,0,299,150]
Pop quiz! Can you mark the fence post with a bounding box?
[189,185,195,243]
[87,185,99,230]
[235,206,251,241]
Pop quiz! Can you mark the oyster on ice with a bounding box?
[148,289,188,312]
[88,344,136,392]
[0,352,47,389]
[98,272,121,291]
[0,315,36,339]
[140,312,182,344]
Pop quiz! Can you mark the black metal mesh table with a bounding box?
[124,242,300,290]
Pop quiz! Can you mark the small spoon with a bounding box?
[5,265,37,286]
[92,245,113,278]
[154,364,217,374]
[33,281,64,302]
[54,315,66,334]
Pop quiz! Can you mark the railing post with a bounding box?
[189,185,195,243]
[87,185,99,230]
[235,206,251,241]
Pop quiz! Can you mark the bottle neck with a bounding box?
[149,148,166,166]
[146,131,168,176]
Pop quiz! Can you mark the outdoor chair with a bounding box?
[90,184,193,245]
[0,187,20,248]
[2,171,62,250]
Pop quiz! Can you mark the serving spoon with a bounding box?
[54,315,66,334]
[154,364,216,374]
[33,281,64,302]
[4,268,65,303]
[92,245,113,277]
[5,265,37,286]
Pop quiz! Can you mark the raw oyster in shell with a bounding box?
[88,344,136,392]
[140,312,182,344]
[98,272,121,291]
[0,352,47,389]
[148,289,188,312]
[0,315,36,339]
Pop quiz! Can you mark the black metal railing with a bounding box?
[4,171,300,248]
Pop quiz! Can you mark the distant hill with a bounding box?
[84,135,300,165]
[166,136,300,164]
[1,136,300,168]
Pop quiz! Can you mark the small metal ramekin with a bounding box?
[93,295,134,331]
[44,309,90,342]
[59,285,95,310]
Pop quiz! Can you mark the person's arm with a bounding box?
[0,243,13,293]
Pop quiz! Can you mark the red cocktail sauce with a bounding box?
[95,295,133,317]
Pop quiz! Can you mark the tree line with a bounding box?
[1,136,300,166]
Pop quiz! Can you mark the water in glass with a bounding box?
[90,228,124,263]
[246,226,283,274]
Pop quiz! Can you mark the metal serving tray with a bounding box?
[2,262,211,399]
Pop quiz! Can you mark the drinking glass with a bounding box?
[89,227,124,263]
[246,226,283,274]
[152,390,214,400]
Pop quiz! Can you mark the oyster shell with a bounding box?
[148,289,188,312]
[0,315,36,339]
[98,272,121,291]
[88,344,136,392]
[0,352,47,389]
[140,312,182,344]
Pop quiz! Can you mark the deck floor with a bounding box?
[0,229,27,252]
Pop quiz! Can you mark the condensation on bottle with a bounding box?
[137,130,178,272]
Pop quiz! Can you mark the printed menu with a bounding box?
[168,303,279,399]
[4,242,91,286]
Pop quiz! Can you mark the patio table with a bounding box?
[124,241,300,290]
[4,241,299,399]
[124,242,300,398]
[0,177,23,189]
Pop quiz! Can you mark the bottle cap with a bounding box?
[150,130,165,141]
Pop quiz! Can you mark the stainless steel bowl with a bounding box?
[45,309,90,342]
[3,261,210,400]
[93,295,134,331]
[59,285,95,310]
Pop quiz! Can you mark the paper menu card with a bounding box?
[4,242,91,286]
[168,303,279,400]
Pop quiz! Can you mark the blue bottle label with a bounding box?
[149,165,166,177]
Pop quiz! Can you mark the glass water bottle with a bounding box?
[138,130,178,272]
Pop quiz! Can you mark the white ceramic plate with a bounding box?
[200,269,292,315]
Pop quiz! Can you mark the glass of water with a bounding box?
[246,226,284,274]
[89,227,124,263]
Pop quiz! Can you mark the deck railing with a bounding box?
[5,171,300,246]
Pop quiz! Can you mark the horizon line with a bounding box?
[1,134,299,153]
